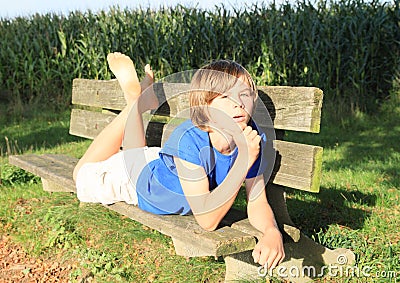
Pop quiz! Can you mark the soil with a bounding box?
[0,235,91,283]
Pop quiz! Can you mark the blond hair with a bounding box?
[189,60,257,131]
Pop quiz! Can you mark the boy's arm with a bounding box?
[245,174,285,269]
[174,152,248,231]
[174,125,261,231]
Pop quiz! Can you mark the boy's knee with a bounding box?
[73,163,81,183]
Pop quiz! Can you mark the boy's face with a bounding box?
[208,77,255,131]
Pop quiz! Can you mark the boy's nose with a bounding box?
[231,95,245,108]
[236,102,245,108]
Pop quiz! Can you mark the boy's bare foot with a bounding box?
[107,52,141,105]
[138,64,159,113]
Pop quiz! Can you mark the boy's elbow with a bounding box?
[195,216,219,231]
[201,223,218,232]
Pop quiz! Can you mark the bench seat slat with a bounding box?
[9,154,76,191]
[8,153,256,257]
[108,202,256,257]
[72,79,323,133]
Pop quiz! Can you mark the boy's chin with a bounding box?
[237,121,249,130]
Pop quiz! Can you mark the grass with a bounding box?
[0,100,399,282]
[0,184,225,282]
[284,103,400,282]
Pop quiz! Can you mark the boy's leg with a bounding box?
[73,53,157,181]
[124,64,158,150]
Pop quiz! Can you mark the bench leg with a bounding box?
[267,184,296,227]
[224,184,356,282]
[171,237,211,258]
[224,234,355,283]
[224,250,260,282]
[278,232,355,282]
[223,249,316,283]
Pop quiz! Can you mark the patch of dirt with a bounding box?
[0,235,91,283]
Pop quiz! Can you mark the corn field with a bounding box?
[0,0,399,115]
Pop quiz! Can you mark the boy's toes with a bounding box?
[107,52,123,61]
[144,64,154,79]
[107,53,114,61]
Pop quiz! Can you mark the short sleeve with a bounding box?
[159,120,209,168]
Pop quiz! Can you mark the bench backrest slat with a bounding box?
[72,79,323,133]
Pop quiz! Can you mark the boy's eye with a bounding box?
[240,92,250,97]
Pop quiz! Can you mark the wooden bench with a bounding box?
[9,78,355,282]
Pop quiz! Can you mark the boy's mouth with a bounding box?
[233,115,246,123]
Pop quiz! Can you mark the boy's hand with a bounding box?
[252,227,285,271]
[234,126,261,168]
[214,122,261,169]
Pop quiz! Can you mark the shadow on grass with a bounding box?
[286,186,376,235]
[284,104,399,233]
[0,112,84,156]
[291,107,399,177]
[322,112,400,190]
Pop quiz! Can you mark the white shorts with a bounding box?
[75,146,161,205]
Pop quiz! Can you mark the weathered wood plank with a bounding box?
[161,85,323,133]
[72,79,126,110]
[43,153,77,169]
[272,140,323,193]
[69,109,116,139]
[41,178,72,193]
[257,86,323,133]
[69,109,322,192]
[72,79,323,133]
[230,218,301,243]
[8,153,256,257]
[69,109,162,146]
[107,202,256,257]
[8,154,76,193]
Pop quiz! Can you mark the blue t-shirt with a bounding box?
[136,119,267,215]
